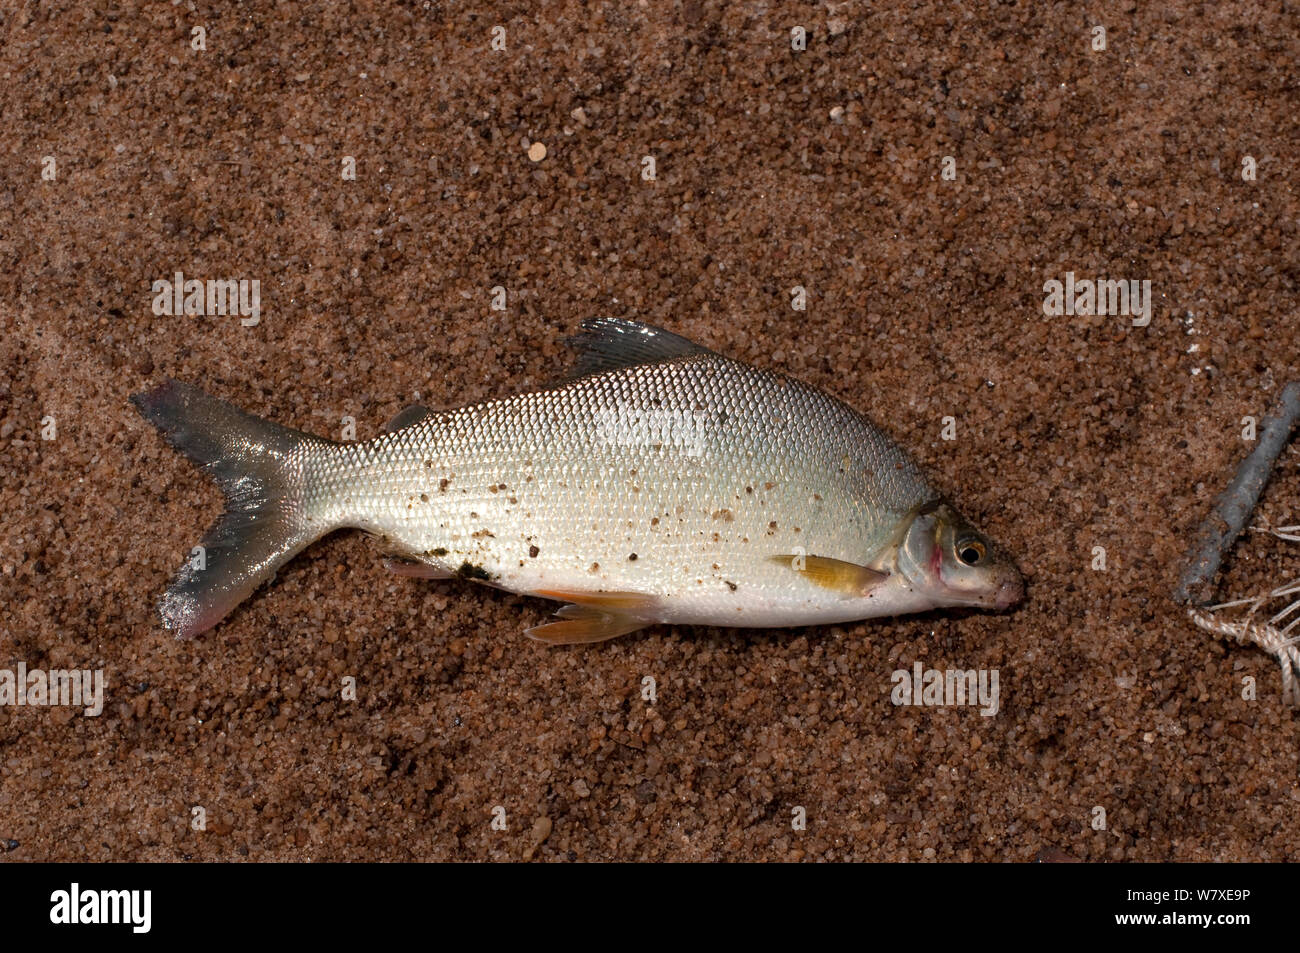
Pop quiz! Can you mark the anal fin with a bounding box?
[526,588,657,645]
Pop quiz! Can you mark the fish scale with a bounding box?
[132,319,1023,640]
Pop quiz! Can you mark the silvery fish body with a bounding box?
[133,320,1022,641]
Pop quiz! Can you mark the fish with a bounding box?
[131,318,1023,643]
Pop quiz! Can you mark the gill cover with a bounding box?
[894,500,1023,610]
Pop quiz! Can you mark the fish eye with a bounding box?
[957,539,986,566]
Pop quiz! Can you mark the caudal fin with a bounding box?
[131,379,337,638]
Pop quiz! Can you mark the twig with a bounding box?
[1174,382,1300,606]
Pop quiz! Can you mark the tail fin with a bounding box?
[131,379,337,638]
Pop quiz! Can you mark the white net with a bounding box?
[1190,525,1300,706]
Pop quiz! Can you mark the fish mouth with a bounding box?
[928,548,1025,610]
[940,570,1024,611]
[984,573,1025,610]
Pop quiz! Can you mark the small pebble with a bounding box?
[522,816,552,860]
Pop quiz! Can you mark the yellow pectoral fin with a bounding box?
[769,554,889,596]
[525,589,657,645]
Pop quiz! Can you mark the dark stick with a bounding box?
[1174,381,1300,606]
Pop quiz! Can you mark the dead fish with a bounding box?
[131,318,1023,642]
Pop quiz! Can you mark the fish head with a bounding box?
[894,501,1023,611]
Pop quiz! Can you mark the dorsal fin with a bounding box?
[384,404,432,433]
[564,318,713,377]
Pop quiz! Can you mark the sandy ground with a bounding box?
[1,1,1298,861]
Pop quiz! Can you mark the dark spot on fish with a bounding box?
[439,478,450,491]
[424,459,432,468]
[650,517,660,526]
[629,553,637,561]
[745,486,753,494]
[432,547,449,557]
[470,512,479,519]
[490,485,499,493]
[813,493,822,501]
[589,562,600,572]
[456,561,491,582]
[725,580,738,592]
[420,493,428,502]
[764,482,775,490]
[529,545,539,558]
[508,497,517,504]
[712,508,734,522]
